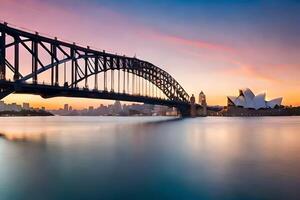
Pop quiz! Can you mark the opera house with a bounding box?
[227,88,282,110]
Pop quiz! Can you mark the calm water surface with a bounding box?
[0,116,300,200]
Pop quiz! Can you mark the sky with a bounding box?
[0,0,300,108]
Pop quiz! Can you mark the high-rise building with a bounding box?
[23,103,30,110]
[64,104,69,111]
[88,106,94,111]
[113,101,122,114]
[0,101,5,111]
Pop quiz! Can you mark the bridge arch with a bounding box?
[0,22,194,116]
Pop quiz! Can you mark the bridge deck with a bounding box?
[0,80,190,108]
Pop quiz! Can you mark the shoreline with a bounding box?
[0,110,54,117]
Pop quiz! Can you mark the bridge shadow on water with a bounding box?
[0,116,186,146]
[140,117,184,125]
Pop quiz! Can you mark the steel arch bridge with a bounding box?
[0,22,196,116]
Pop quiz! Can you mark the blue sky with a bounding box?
[1,0,300,107]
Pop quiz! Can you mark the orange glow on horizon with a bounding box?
[0,0,299,108]
[2,93,300,110]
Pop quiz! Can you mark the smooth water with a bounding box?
[0,116,300,200]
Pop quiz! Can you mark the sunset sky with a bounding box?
[1,0,300,109]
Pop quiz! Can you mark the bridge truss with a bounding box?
[0,22,191,112]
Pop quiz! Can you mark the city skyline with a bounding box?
[0,99,176,116]
[1,0,300,108]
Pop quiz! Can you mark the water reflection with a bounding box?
[0,116,300,200]
[0,131,47,143]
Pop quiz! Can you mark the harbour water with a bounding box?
[0,116,300,200]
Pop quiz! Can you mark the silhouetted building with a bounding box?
[49,101,176,116]
[112,101,122,114]
[9,103,22,111]
[64,104,69,111]
[0,101,5,111]
[23,103,30,110]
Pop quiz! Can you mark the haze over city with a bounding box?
[1,0,299,109]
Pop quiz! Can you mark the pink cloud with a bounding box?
[142,30,236,53]
[224,59,300,86]
[228,60,281,83]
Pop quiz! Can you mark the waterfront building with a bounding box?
[8,103,22,112]
[166,107,178,116]
[227,88,282,110]
[153,105,167,116]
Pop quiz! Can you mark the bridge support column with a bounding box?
[0,29,6,80]
[178,107,191,117]
[103,56,107,91]
[13,38,19,81]
[32,40,38,84]
[84,51,88,88]
[178,105,206,118]
[177,95,198,117]
[54,47,58,86]
[51,44,58,86]
[94,55,99,90]
[71,48,75,88]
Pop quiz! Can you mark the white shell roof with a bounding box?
[228,96,237,103]
[235,96,246,107]
[266,97,283,109]
[241,88,255,100]
[253,93,266,110]
[228,89,282,110]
